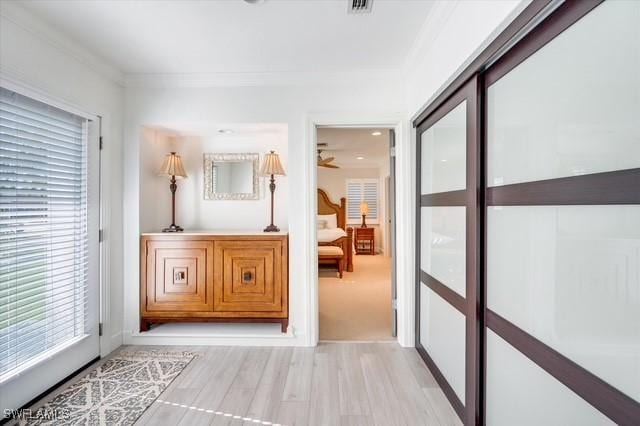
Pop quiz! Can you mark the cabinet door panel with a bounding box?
[214,240,284,314]
[145,240,214,312]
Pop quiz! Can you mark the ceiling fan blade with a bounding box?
[323,163,340,169]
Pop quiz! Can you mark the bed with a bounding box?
[317,188,354,273]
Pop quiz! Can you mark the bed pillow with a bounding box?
[317,219,328,230]
[318,214,338,229]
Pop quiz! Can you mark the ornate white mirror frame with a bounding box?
[203,153,260,200]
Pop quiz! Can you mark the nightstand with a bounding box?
[355,227,375,255]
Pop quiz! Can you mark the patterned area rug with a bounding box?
[19,350,195,426]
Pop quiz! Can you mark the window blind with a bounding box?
[0,87,89,379]
[346,179,379,223]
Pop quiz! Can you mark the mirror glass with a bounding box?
[203,153,259,200]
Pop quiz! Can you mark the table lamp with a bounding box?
[360,202,369,228]
[260,151,286,232]
[158,152,187,232]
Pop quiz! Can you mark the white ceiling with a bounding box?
[17,0,434,75]
[317,127,390,168]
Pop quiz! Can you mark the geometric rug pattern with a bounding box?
[20,350,195,426]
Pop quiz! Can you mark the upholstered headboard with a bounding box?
[317,188,346,230]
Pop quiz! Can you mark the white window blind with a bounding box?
[0,87,89,379]
[346,179,379,224]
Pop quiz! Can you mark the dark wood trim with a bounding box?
[480,72,489,426]
[415,101,424,365]
[486,168,640,206]
[417,87,468,132]
[413,0,555,127]
[420,271,466,315]
[465,75,481,426]
[421,190,467,207]
[416,345,465,421]
[485,0,604,86]
[487,310,640,426]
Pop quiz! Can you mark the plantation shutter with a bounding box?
[0,86,90,379]
[346,179,379,223]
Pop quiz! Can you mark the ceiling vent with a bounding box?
[348,0,373,14]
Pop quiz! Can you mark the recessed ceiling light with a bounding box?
[218,129,233,134]
[371,131,382,136]
[357,156,365,160]
[440,159,447,162]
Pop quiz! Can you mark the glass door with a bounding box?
[416,76,479,424]
[0,87,101,413]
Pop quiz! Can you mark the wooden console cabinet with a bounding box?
[140,232,288,332]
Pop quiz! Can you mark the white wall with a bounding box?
[317,166,385,253]
[139,125,287,232]
[397,0,528,347]
[123,80,405,346]
[0,2,124,355]
[404,0,525,117]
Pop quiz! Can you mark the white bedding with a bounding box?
[317,227,347,243]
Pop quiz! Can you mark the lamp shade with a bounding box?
[158,152,187,178]
[360,202,369,216]
[260,151,286,176]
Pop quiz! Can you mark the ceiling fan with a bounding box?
[317,143,339,168]
[317,149,339,168]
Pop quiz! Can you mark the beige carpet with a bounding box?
[319,254,393,341]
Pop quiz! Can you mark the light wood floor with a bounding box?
[134,342,461,426]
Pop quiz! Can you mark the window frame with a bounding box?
[345,178,380,225]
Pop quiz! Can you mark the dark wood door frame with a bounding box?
[414,0,640,425]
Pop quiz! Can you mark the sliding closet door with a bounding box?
[416,77,479,424]
[484,1,640,425]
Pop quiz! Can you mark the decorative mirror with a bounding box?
[203,153,260,200]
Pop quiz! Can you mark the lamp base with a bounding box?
[162,224,184,233]
[263,224,280,233]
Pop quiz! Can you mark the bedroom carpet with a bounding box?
[319,254,393,341]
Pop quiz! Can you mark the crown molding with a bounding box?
[124,69,403,88]
[0,1,125,87]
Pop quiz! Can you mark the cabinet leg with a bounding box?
[140,318,150,332]
[281,319,288,333]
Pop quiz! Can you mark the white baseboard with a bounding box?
[100,332,123,357]
[110,332,123,350]
[122,331,307,347]
[121,323,310,347]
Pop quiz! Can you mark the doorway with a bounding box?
[315,127,396,341]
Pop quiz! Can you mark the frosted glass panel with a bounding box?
[486,330,614,426]
[488,205,640,402]
[421,207,466,297]
[421,101,467,194]
[420,284,466,402]
[487,1,640,187]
